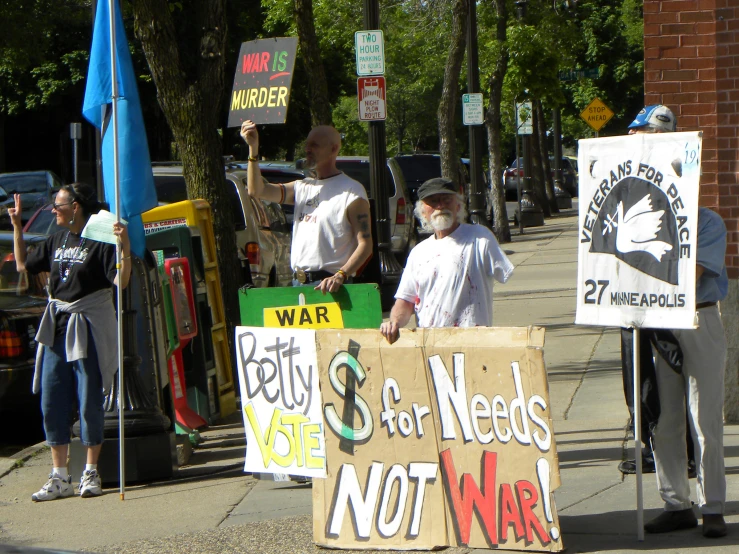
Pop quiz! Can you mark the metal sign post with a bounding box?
[70,123,82,182]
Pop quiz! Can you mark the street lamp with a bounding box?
[515,0,527,20]
[513,0,545,229]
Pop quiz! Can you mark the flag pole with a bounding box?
[633,328,643,540]
[107,0,125,501]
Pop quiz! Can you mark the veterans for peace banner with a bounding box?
[227,37,298,127]
[235,326,326,478]
[312,327,562,552]
[575,132,701,329]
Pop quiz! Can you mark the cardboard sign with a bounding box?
[575,132,701,329]
[227,37,298,127]
[235,326,326,478]
[263,302,344,329]
[313,327,562,552]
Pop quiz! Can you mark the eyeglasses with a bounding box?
[53,201,74,210]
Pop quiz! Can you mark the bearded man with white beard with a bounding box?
[380,177,514,344]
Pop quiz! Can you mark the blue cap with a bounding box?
[628,105,677,132]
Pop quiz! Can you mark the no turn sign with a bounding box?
[357,77,386,121]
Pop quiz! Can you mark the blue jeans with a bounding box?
[40,328,104,447]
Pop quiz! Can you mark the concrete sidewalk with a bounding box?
[1,207,737,553]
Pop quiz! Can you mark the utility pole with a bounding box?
[466,0,488,227]
[363,0,401,281]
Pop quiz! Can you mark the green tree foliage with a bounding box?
[0,0,90,116]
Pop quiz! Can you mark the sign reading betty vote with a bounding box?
[235,326,326,478]
[227,37,298,127]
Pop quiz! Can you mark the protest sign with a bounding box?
[227,37,298,127]
[235,326,326,478]
[312,327,562,552]
[575,132,701,329]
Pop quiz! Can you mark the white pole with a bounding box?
[108,0,125,501]
[633,328,643,540]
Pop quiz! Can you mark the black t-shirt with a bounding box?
[25,229,117,333]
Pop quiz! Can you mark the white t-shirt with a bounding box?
[291,173,368,273]
[395,223,514,328]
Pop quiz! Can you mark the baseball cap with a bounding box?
[628,105,677,132]
[418,177,457,200]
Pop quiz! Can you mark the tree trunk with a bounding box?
[484,0,510,243]
[294,0,332,126]
[131,0,241,330]
[0,112,5,173]
[536,100,558,213]
[530,104,551,217]
[437,0,468,185]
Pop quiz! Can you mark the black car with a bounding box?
[0,171,63,229]
[0,232,48,443]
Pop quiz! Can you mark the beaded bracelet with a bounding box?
[335,269,347,280]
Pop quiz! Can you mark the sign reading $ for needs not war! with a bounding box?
[227,37,298,127]
[575,132,701,329]
[235,326,326,478]
[313,327,562,552]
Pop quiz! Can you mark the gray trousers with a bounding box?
[653,304,727,515]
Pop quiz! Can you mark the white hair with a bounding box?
[414,193,467,233]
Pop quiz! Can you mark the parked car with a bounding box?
[332,157,414,262]
[502,157,578,200]
[151,165,292,288]
[0,184,10,228]
[0,171,63,228]
[0,232,48,442]
[550,156,578,197]
[228,161,306,228]
[24,202,62,235]
[393,153,470,239]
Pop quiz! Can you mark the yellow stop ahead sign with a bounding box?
[580,98,614,132]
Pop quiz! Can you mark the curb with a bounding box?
[0,441,48,479]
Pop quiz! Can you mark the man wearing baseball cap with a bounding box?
[623,104,729,538]
[628,104,677,133]
[380,177,513,344]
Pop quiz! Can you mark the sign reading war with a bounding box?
[235,326,326,478]
[227,37,298,127]
[313,327,563,552]
[575,132,701,330]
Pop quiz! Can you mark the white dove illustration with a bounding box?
[603,194,673,261]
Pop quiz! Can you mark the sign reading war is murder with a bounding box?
[313,327,562,552]
[235,326,326,478]
[575,132,701,329]
[227,37,298,127]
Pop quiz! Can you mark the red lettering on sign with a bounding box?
[440,449,497,546]
[260,52,270,72]
[499,483,525,542]
[515,481,550,545]
[242,53,257,73]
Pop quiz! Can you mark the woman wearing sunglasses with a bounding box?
[9,182,130,501]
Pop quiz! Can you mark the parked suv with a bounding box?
[0,170,63,229]
[332,157,413,262]
[151,165,292,288]
[393,153,470,240]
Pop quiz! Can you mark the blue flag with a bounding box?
[82,0,157,258]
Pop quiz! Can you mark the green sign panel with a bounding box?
[239,283,383,329]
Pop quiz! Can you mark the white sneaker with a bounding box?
[78,469,102,498]
[31,473,74,502]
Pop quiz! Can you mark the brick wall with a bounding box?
[644,0,739,277]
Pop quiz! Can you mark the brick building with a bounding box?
[643,0,739,419]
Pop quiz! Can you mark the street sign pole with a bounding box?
[465,0,489,228]
[362,0,400,282]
